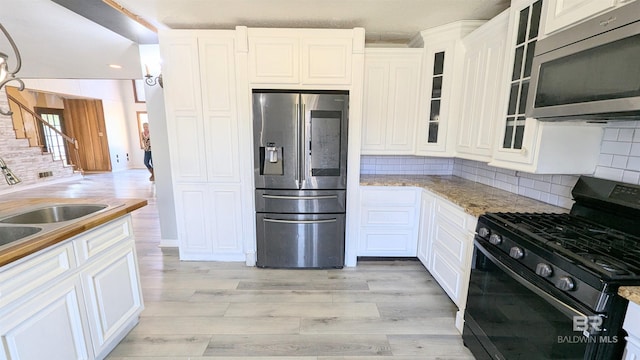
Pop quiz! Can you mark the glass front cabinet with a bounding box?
[489,0,603,174]
[414,22,483,156]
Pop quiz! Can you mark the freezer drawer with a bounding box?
[256,213,345,268]
[255,189,346,214]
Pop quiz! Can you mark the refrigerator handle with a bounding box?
[263,218,337,224]
[300,102,306,187]
[294,101,300,189]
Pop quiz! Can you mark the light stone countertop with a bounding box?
[360,174,567,217]
[360,174,640,305]
[619,287,640,305]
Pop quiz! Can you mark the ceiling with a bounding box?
[0,0,510,80]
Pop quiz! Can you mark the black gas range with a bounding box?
[463,176,640,360]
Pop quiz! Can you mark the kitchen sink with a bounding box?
[0,204,108,224]
[0,226,42,246]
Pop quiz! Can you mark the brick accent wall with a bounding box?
[0,88,75,192]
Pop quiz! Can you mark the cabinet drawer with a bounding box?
[361,187,419,206]
[432,221,472,266]
[360,206,417,227]
[358,228,418,256]
[75,216,133,264]
[434,199,475,232]
[0,242,76,309]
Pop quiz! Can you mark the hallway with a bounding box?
[2,170,473,359]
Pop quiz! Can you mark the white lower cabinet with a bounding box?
[417,190,435,268]
[81,243,143,359]
[175,183,245,261]
[0,215,143,360]
[429,196,477,332]
[0,277,91,360]
[624,301,640,360]
[358,187,420,256]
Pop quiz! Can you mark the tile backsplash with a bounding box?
[360,156,453,175]
[361,121,640,210]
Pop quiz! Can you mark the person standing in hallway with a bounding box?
[141,122,154,181]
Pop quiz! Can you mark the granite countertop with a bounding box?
[0,198,147,267]
[619,287,640,305]
[360,174,640,305]
[360,174,566,217]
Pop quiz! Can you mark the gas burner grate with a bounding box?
[490,212,640,278]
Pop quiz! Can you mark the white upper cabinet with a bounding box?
[361,49,422,154]
[414,22,483,156]
[248,28,357,86]
[489,0,603,174]
[160,30,241,184]
[455,13,509,162]
[541,0,625,36]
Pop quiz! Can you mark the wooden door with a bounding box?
[63,99,112,172]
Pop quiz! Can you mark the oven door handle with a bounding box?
[475,239,589,320]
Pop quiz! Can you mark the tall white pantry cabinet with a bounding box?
[160,27,365,264]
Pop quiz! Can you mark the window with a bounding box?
[35,108,70,165]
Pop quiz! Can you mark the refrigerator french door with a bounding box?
[252,90,349,268]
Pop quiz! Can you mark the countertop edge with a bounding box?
[619,286,640,305]
[360,174,566,218]
[0,198,147,267]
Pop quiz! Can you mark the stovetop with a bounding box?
[488,212,640,280]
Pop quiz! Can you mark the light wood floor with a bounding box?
[4,170,475,360]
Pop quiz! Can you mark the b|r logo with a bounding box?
[573,315,602,332]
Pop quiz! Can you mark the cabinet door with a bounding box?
[82,243,143,359]
[417,191,436,269]
[361,58,390,152]
[361,50,421,155]
[456,13,508,162]
[301,37,352,85]
[384,59,421,153]
[0,278,91,360]
[542,0,616,35]
[175,184,245,261]
[159,32,208,182]
[248,35,300,84]
[199,34,242,183]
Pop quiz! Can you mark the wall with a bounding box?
[360,156,453,175]
[0,87,76,192]
[20,79,145,172]
[362,121,640,209]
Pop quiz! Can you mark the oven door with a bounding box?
[463,238,602,360]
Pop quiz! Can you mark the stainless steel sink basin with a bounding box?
[0,226,42,246]
[0,204,108,224]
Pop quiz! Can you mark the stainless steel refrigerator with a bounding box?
[253,90,348,268]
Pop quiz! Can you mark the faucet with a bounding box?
[0,157,21,185]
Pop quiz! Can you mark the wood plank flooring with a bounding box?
[3,170,475,359]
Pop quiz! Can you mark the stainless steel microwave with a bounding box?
[527,1,640,121]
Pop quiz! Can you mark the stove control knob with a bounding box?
[556,277,575,291]
[509,247,524,259]
[478,227,490,238]
[489,234,502,245]
[536,263,553,277]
